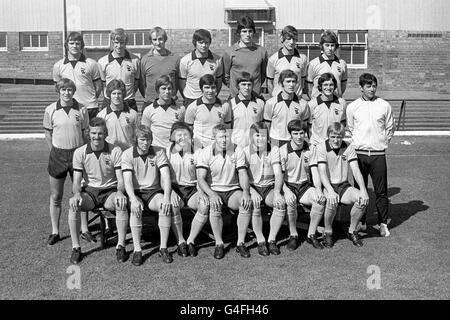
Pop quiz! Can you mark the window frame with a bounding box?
[82,31,111,49]
[20,32,48,51]
[0,32,7,51]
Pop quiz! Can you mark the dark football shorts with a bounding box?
[331,181,352,203]
[47,147,75,179]
[83,186,116,209]
[215,188,241,206]
[172,184,198,204]
[251,184,274,201]
[285,181,312,202]
[134,189,164,208]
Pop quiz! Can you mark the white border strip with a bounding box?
[0,131,449,140]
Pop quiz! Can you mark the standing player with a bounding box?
[308,73,347,147]
[53,32,102,120]
[139,27,180,109]
[43,78,89,246]
[242,122,286,256]
[68,118,128,264]
[166,122,210,257]
[141,75,185,149]
[228,72,265,148]
[97,79,139,151]
[178,29,223,106]
[185,74,232,150]
[275,120,326,251]
[98,28,141,112]
[223,15,268,98]
[346,73,395,237]
[122,125,173,266]
[317,123,369,248]
[306,30,347,99]
[264,70,310,147]
[266,26,308,98]
[196,124,252,259]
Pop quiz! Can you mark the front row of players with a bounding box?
[68,117,369,265]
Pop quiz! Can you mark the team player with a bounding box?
[178,29,223,106]
[122,125,173,266]
[242,122,286,256]
[306,30,348,99]
[264,69,310,147]
[53,32,102,119]
[308,73,347,147]
[68,118,128,264]
[196,124,252,259]
[346,73,395,237]
[266,26,308,98]
[223,15,268,98]
[43,78,89,246]
[166,122,210,257]
[97,79,139,151]
[317,123,370,248]
[275,120,326,251]
[98,28,141,112]
[139,26,180,109]
[141,75,186,149]
[228,72,265,148]
[185,74,232,150]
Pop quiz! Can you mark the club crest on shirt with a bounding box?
[294,107,299,115]
[127,65,131,72]
[296,62,301,69]
[253,107,258,114]
[80,68,86,75]
[149,159,155,167]
[335,107,340,115]
[75,114,80,121]
[125,116,130,124]
[190,158,195,166]
[336,66,342,73]
[209,64,215,71]
[175,112,179,120]
[104,155,111,166]
[217,112,223,119]
[342,154,347,161]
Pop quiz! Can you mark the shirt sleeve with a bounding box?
[346,144,358,162]
[178,55,188,80]
[222,101,232,124]
[98,58,106,82]
[222,49,231,87]
[43,106,53,130]
[156,149,169,169]
[141,107,152,128]
[270,147,281,166]
[215,56,223,78]
[81,106,89,131]
[346,102,355,137]
[385,102,395,142]
[260,48,268,85]
[263,99,274,122]
[266,54,275,80]
[235,147,247,170]
[306,60,315,84]
[72,147,84,172]
[178,106,186,122]
[317,143,327,163]
[341,60,348,82]
[196,147,209,170]
[301,56,308,78]
[112,146,123,169]
[121,149,134,171]
[184,102,196,125]
[134,58,141,80]
[52,62,61,82]
[89,60,101,81]
[301,101,310,122]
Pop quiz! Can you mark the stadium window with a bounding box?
[229,27,264,46]
[0,33,7,51]
[20,32,48,51]
[83,31,110,48]
[338,30,368,68]
[296,29,323,62]
[126,31,151,47]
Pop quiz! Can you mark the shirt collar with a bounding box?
[277,92,299,103]
[235,93,256,106]
[153,99,176,111]
[86,142,110,155]
[325,139,348,153]
[249,143,271,156]
[233,41,258,51]
[56,99,79,110]
[319,55,340,64]
[108,50,132,63]
[278,48,300,59]
[146,48,172,57]
[361,95,378,102]
[106,104,130,115]
[212,144,236,157]
[63,53,87,64]
[287,141,309,155]
[191,50,214,61]
[317,94,339,108]
[196,97,221,110]
[133,146,156,158]
[170,142,193,156]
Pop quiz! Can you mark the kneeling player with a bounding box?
[317,123,369,247]
[243,122,286,256]
[166,122,209,257]
[68,118,128,264]
[276,119,326,251]
[196,124,252,259]
[122,125,173,266]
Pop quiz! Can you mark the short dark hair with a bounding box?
[55,78,76,93]
[236,72,253,87]
[135,125,153,143]
[327,122,346,137]
[88,117,108,136]
[359,73,378,87]
[281,25,298,42]
[278,69,298,85]
[318,73,337,92]
[320,30,339,49]
[287,119,307,134]
[106,79,126,99]
[170,121,193,142]
[199,74,216,90]
[212,123,228,136]
[149,26,168,42]
[192,29,212,46]
[64,32,85,52]
[249,121,268,136]
[236,16,256,34]
[155,75,173,93]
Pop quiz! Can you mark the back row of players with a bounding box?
[46,16,395,265]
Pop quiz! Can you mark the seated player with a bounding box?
[43,78,92,246]
[68,117,128,264]
[141,75,186,149]
[97,79,139,151]
[308,73,346,147]
[196,124,252,259]
[122,125,173,266]
[275,119,326,251]
[166,122,210,257]
[264,69,310,148]
[242,122,286,256]
[185,74,232,150]
[228,72,265,148]
[317,123,369,247]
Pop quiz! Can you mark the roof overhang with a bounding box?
[224,0,275,10]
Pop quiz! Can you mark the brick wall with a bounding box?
[1,29,449,94]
